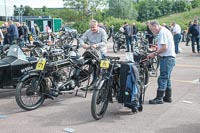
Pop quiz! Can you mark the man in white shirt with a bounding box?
[148,20,176,104]
[171,22,181,54]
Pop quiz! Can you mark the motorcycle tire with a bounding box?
[15,76,46,111]
[113,42,120,53]
[91,79,109,120]
[139,65,149,104]
[80,62,98,88]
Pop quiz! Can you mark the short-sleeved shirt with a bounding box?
[172,24,181,34]
[158,26,176,57]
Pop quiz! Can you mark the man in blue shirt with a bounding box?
[7,20,18,44]
[188,19,200,53]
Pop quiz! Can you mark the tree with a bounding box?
[23,6,34,16]
[191,0,200,8]
[108,0,138,20]
[63,0,89,12]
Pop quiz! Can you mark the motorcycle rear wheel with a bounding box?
[15,76,46,111]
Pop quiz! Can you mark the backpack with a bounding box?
[118,62,141,110]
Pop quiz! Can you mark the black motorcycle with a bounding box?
[113,32,126,53]
[15,45,99,111]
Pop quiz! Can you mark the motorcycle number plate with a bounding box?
[100,60,110,69]
[36,58,46,70]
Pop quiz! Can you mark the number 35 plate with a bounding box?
[36,58,46,70]
[100,60,110,69]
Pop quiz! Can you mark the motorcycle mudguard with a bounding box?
[96,79,107,90]
[19,71,42,82]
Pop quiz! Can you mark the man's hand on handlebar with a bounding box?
[83,44,97,49]
[147,52,156,59]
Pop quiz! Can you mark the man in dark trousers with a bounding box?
[132,22,138,43]
[188,19,200,53]
[107,25,114,41]
[185,21,193,46]
[22,23,29,43]
[124,22,133,52]
[16,22,24,47]
[7,20,18,44]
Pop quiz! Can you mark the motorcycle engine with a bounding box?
[49,48,65,61]
[52,67,76,91]
[53,68,68,82]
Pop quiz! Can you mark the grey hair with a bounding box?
[90,19,98,26]
[149,20,160,26]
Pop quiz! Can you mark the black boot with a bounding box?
[131,45,133,52]
[149,90,164,104]
[163,89,172,103]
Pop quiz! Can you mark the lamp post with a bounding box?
[14,5,25,23]
[4,0,7,22]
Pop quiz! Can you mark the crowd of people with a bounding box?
[117,19,200,54]
[0,18,199,106]
[79,18,199,105]
[0,20,52,47]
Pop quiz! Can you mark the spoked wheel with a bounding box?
[79,63,97,88]
[113,42,120,53]
[91,80,109,120]
[15,76,46,111]
[150,56,160,73]
[139,66,149,104]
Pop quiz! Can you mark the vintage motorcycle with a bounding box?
[113,32,126,53]
[15,45,100,111]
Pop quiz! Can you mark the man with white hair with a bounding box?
[171,22,181,54]
[148,20,176,104]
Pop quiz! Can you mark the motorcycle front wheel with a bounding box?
[113,41,120,53]
[139,65,149,104]
[15,76,46,111]
[91,79,109,120]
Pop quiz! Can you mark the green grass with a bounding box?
[156,7,200,29]
[0,21,4,26]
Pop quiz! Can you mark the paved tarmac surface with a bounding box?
[0,41,200,133]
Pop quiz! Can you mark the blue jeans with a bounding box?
[157,56,175,91]
[126,36,133,52]
[191,36,200,52]
[174,34,181,54]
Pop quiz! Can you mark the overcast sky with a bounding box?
[1,0,64,8]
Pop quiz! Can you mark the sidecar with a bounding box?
[0,45,38,88]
